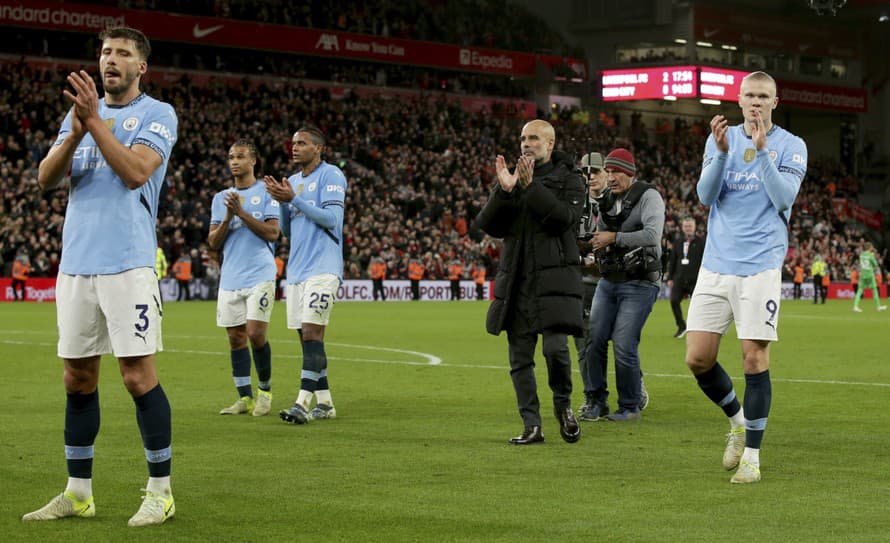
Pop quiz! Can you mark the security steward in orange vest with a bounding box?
[448,259,464,301]
[472,261,486,301]
[369,256,387,301]
[407,256,425,301]
[172,253,193,301]
[11,255,31,301]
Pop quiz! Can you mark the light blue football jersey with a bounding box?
[57,93,178,275]
[211,181,280,291]
[282,162,347,284]
[698,123,807,276]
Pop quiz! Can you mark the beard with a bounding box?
[102,70,138,97]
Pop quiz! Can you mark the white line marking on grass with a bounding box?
[3,339,889,388]
[327,342,442,365]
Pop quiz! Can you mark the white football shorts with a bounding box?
[286,273,340,329]
[216,280,276,327]
[686,267,781,342]
[57,267,163,358]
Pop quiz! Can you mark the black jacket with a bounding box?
[474,150,585,336]
[666,234,705,283]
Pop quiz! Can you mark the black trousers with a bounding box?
[670,277,695,329]
[177,279,190,301]
[372,278,386,301]
[410,279,420,300]
[812,275,825,303]
[450,279,460,300]
[506,291,572,427]
[11,278,25,300]
[475,283,484,300]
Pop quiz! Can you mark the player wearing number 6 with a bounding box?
[265,126,347,425]
[208,140,280,417]
[24,27,178,526]
[685,71,807,484]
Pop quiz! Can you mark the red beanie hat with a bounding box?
[604,148,636,177]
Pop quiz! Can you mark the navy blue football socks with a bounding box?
[743,370,771,449]
[65,390,100,479]
[694,362,742,418]
[133,384,172,478]
[252,341,272,391]
[300,340,326,393]
[231,347,253,398]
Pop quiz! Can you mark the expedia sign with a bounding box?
[459,49,513,70]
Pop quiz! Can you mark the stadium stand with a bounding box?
[0,55,877,289]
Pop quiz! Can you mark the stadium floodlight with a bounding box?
[700,98,722,105]
[696,41,713,47]
[674,38,687,44]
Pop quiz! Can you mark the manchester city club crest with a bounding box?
[743,148,756,163]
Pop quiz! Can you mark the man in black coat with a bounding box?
[666,217,705,338]
[474,119,585,445]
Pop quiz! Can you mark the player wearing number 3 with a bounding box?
[266,126,347,425]
[209,140,280,417]
[684,72,807,484]
[25,27,178,526]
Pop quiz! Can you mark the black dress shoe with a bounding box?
[556,408,581,443]
[508,425,544,445]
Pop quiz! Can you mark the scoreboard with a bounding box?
[601,66,697,101]
[600,65,750,102]
[699,67,748,100]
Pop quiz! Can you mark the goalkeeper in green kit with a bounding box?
[853,243,887,312]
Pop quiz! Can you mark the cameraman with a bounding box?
[584,148,664,422]
[574,152,606,415]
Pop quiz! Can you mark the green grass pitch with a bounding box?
[1,299,889,542]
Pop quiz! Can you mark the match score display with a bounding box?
[699,67,748,100]
[601,66,697,101]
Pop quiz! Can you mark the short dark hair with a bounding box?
[99,27,151,61]
[230,139,261,172]
[231,139,258,160]
[296,125,326,146]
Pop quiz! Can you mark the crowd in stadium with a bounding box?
[82,0,578,56]
[1,57,883,292]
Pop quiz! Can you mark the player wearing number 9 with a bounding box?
[683,71,807,485]
[265,125,348,425]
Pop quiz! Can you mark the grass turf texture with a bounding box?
[1,299,889,542]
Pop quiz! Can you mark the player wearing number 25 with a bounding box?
[684,71,807,485]
[208,140,280,417]
[25,27,179,526]
[265,126,347,425]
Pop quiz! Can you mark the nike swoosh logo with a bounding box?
[703,29,718,38]
[193,24,224,38]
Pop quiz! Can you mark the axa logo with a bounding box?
[316,34,340,51]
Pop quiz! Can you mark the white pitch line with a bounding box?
[3,339,890,388]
